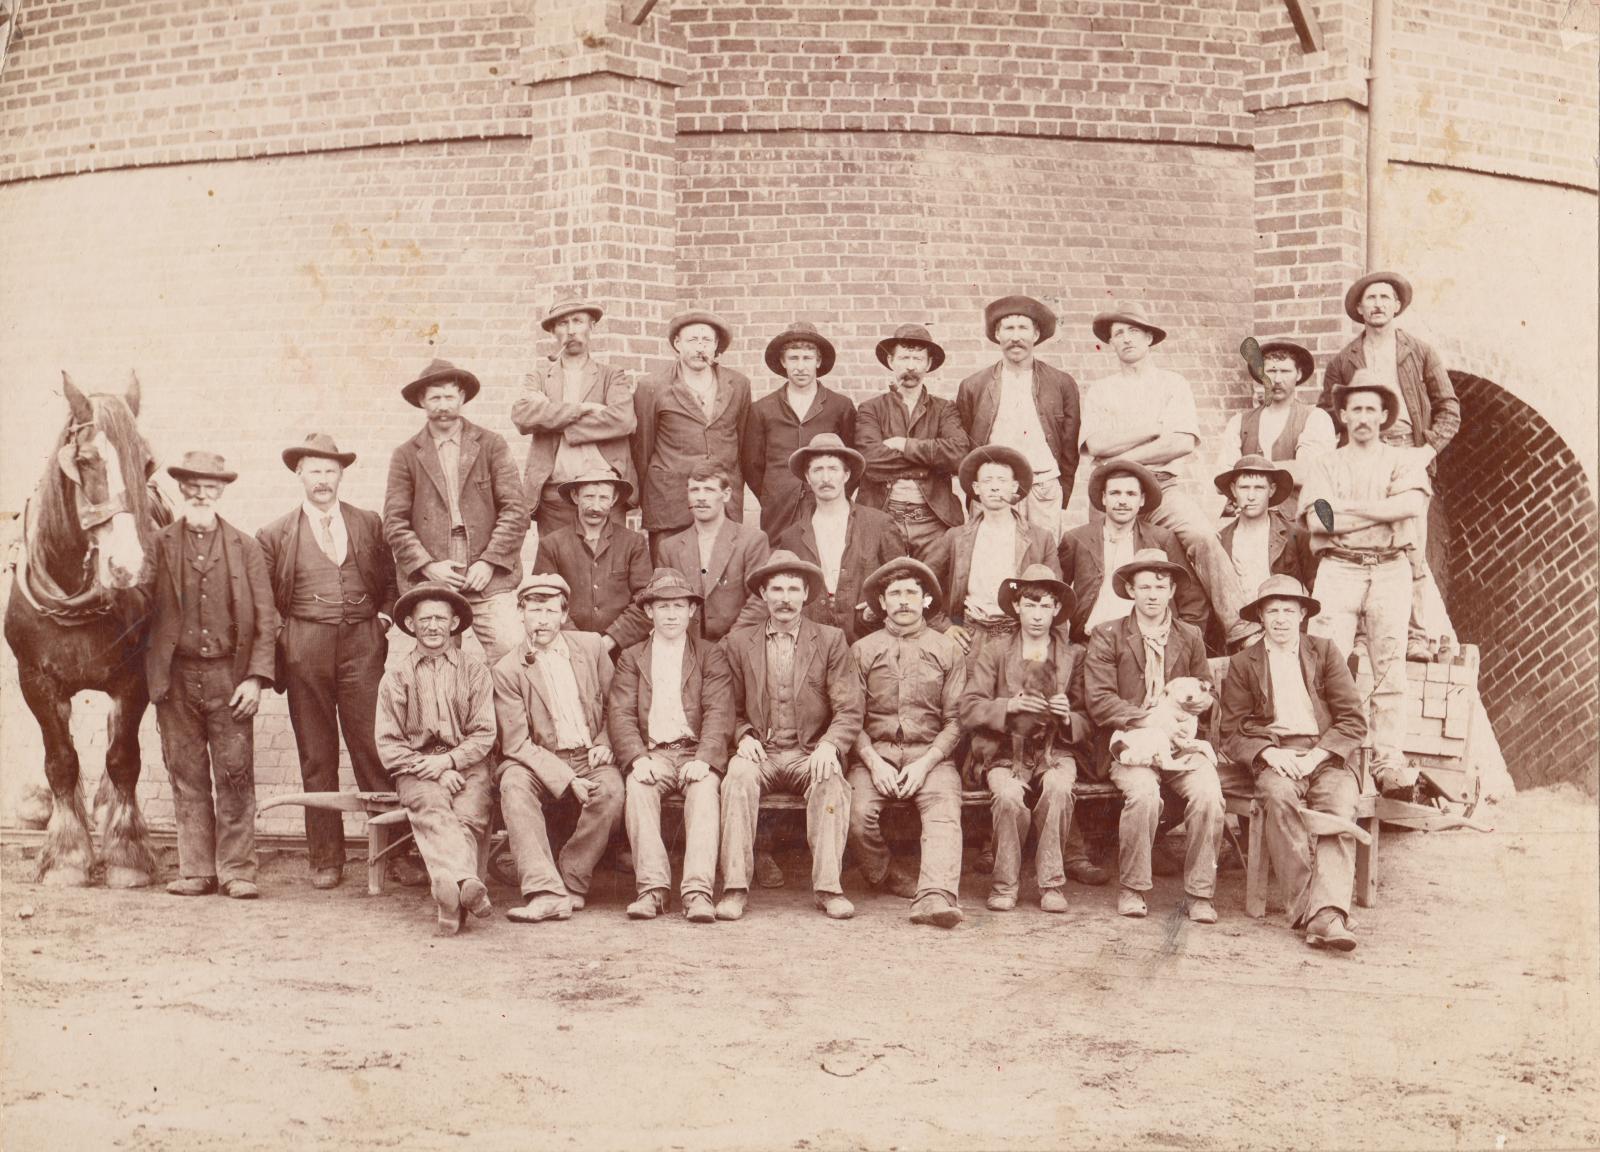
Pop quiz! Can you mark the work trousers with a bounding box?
[496,751,624,898]
[1256,760,1360,926]
[1407,495,1433,643]
[156,657,258,884]
[283,615,390,870]
[394,760,493,888]
[446,530,523,665]
[846,747,963,905]
[883,501,948,563]
[721,747,849,895]
[987,758,1077,898]
[1309,555,1414,789]
[1110,753,1224,897]
[1148,482,1246,633]
[626,746,721,900]
[1019,475,1064,547]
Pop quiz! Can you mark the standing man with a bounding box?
[384,358,528,664]
[955,295,1080,544]
[657,463,771,642]
[1221,575,1368,952]
[491,573,624,923]
[742,321,856,544]
[1219,339,1336,513]
[258,433,400,890]
[717,551,863,921]
[1084,548,1224,923]
[531,469,651,657]
[1298,371,1431,796]
[146,451,278,899]
[632,310,750,554]
[374,583,499,936]
[855,323,969,560]
[847,559,966,929]
[1081,305,1250,645]
[608,568,735,923]
[513,299,637,539]
[1214,454,1313,607]
[776,433,909,645]
[1318,272,1460,659]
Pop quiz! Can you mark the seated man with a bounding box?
[960,565,1093,913]
[531,468,651,657]
[847,558,966,929]
[374,583,498,935]
[492,573,623,923]
[1221,575,1366,951]
[1085,549,1224,923]
[608,568,734,924]
[718,551,863,921]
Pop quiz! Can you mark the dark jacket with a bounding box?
[383,419,528,597]
[1219,634,1367,772]
[724,615,864,755]
[608,634,735,773]
[532,520,652,652]
[959,630,1091,750]
[741,384,856,542]
[1217,509,1314,590]
[631,364,750,533]
[955,358,1082,504]
[1083,612,1211,775]
[926,509,1057,628]
[655,518,771,643]
[854,389,968,529]
[146,518,279,705]
[1057,516,1207,642]
[512,357,637,509]
[1318,328,1459,472]
[777,503,908,646]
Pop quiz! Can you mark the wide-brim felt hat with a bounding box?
[984,295,1057,344]
[1332,369,1402,431]
[402,358,481,407]
[1344,271,1413,323]
[1088,460,1163,514]
[557,468,635,505]
[874,323,946,372]
[861,557,944,618]
[998,563,1075,625]
[515,572,572,602]
[1249,338,1316,386]
[1113,548,1189,599]
[636,566,703,606]
[788,433,865,486]
[282,432,356,471]
[541,299,604,332]
[958,444,1034,501]
[764,321,837,378]
[394,582,474,635]
[168,450,238,485]
[1239,574,1321,625]
[668,310,733,356]
[744,549,826,603]
[1214,454,1295,504]
[1091,303,1167,347]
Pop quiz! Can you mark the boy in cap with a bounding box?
[530,467,651,656]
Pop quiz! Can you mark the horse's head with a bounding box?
[58,372,155,590]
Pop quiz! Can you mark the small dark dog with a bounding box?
[965,658,1062,787]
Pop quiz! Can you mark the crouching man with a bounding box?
[847,558,966,928]
[1221,575,1368,952]
[608,568,735,923]
[374,583,498,935]
[492,573,623,923]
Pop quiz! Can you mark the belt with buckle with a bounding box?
[1322,546,1407,566]
[885,499,936,522]
[650,737,697,752]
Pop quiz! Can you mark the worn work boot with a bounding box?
[754,851,786,889]
[460,878,494,919]
[1305,909,1358,952]
[626,889,667,920]
[814,892,856,920]
[1118,887,1148,918]
[568,893,587,912]
[1039,887,1069,914]
[506,893,572,923]
[986,889,1018,912]
[433,877,463,936]
[909,893,964,929]
[1186,897,1218,925]
[682,892,717,924]
[166,876,217,897]
[715,889,749,921]
[221,880,259,900]
[311,866,343,890]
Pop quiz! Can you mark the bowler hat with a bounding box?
[401,358,481,408]
[1092,303,1167,347]
[1239,574,1321,625]
[636,567,703,606]
[541,299,604,332]
[763,321,837,378]
[958,444,1033,502]
[998,563,1075,625]
[668,310,733,356]
[744,549,826,603]
[1087,460,1163,514]
[1213,454,1295,504]
[557,467,634,506]
[862,557,944,618]
[168,450,238,485]
[983,295,1057,344]
[282,432,356,472]
[788,432,865,486]
[874,323,946,372]
[514,571,572,603]
[394,582,474,636]
[1113,548,1188,600]
[1344,271,1413,323]
[1248,338,1316,386]
[1332,369,1401,431]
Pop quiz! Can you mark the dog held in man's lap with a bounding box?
[1110,676,1218,771]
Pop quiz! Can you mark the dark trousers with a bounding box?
[156,656,257,884]
[284,615,390,869]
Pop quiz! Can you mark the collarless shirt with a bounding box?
[647,633,695,746]
[853,620,963,759]
[1085,521,1138,633]
[302,501,348,565]
[1363,330,1415,443]
[529,634,592,750]
[966,509,1019,616]
[1082,367,1202,482]
[1264,640,1321,738]
[1229,514,1272,602]
[812,503,850,594]
[992,365,1057,478]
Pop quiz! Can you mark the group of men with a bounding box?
[143,272,1457,954]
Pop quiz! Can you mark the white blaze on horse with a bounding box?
[3,372,170,887]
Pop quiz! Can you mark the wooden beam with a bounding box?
[624,0,659,26]
[1282,0,1324,53]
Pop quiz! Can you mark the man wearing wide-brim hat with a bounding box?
[631,309,752,549]
[258,434,403,890]
[954,295,1081,545]
[1317,270,1459,661]
[846,558,968,928]
[530,468,652,657]
[742,320,857,544]
[1298,369,1432,797]
[1082,302,1252,647]
[854,323,970,561]
[385,357,528,664]
[1219,338,1336,514]
[513,298,637,539]
[1220,574,1368,952]
[1083,547,1224,923]
[1213,454,1315,627]
[147,452,279,899]
[716,549,863,921]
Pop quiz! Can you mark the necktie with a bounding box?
[319,514,338,562]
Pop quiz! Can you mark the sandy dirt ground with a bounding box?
[2,787,1597,1152]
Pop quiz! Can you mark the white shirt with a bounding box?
[1081,367,1203,482]
[647,633,695,746]
[1364,330,1414,444]
[1219,405,1337,479]
[786,385,817,422]
[812,502,850,594]
[965,510,1019,616]
[532,635,592,750]
[302,501,348,565]
[990,366,1057,478]
[1085,522,1138,633]
[1229,514,1273,604]
[1265,641,1321,739]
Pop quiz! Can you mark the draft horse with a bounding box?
[4,373,170,886]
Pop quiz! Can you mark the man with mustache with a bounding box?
[257,434,403,890]
[855,323,969,561]
[742,321,856,544]
[1317,272,1459,660]
[1218,339,1335,516]
[656,462,771,643]
[954,296,1080,545]
[514,299,637,539]
[530,469,652,658]
[146,451,279,899]
[632,311,751,556]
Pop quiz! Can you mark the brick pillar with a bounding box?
[519,0,686,371]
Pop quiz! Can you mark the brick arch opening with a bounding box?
[1436,373,1600,792]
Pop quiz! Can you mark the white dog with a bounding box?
[1110,676,1218,771]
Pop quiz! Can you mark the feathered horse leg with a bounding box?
[98,682,157,887]
[19,671,96,886]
